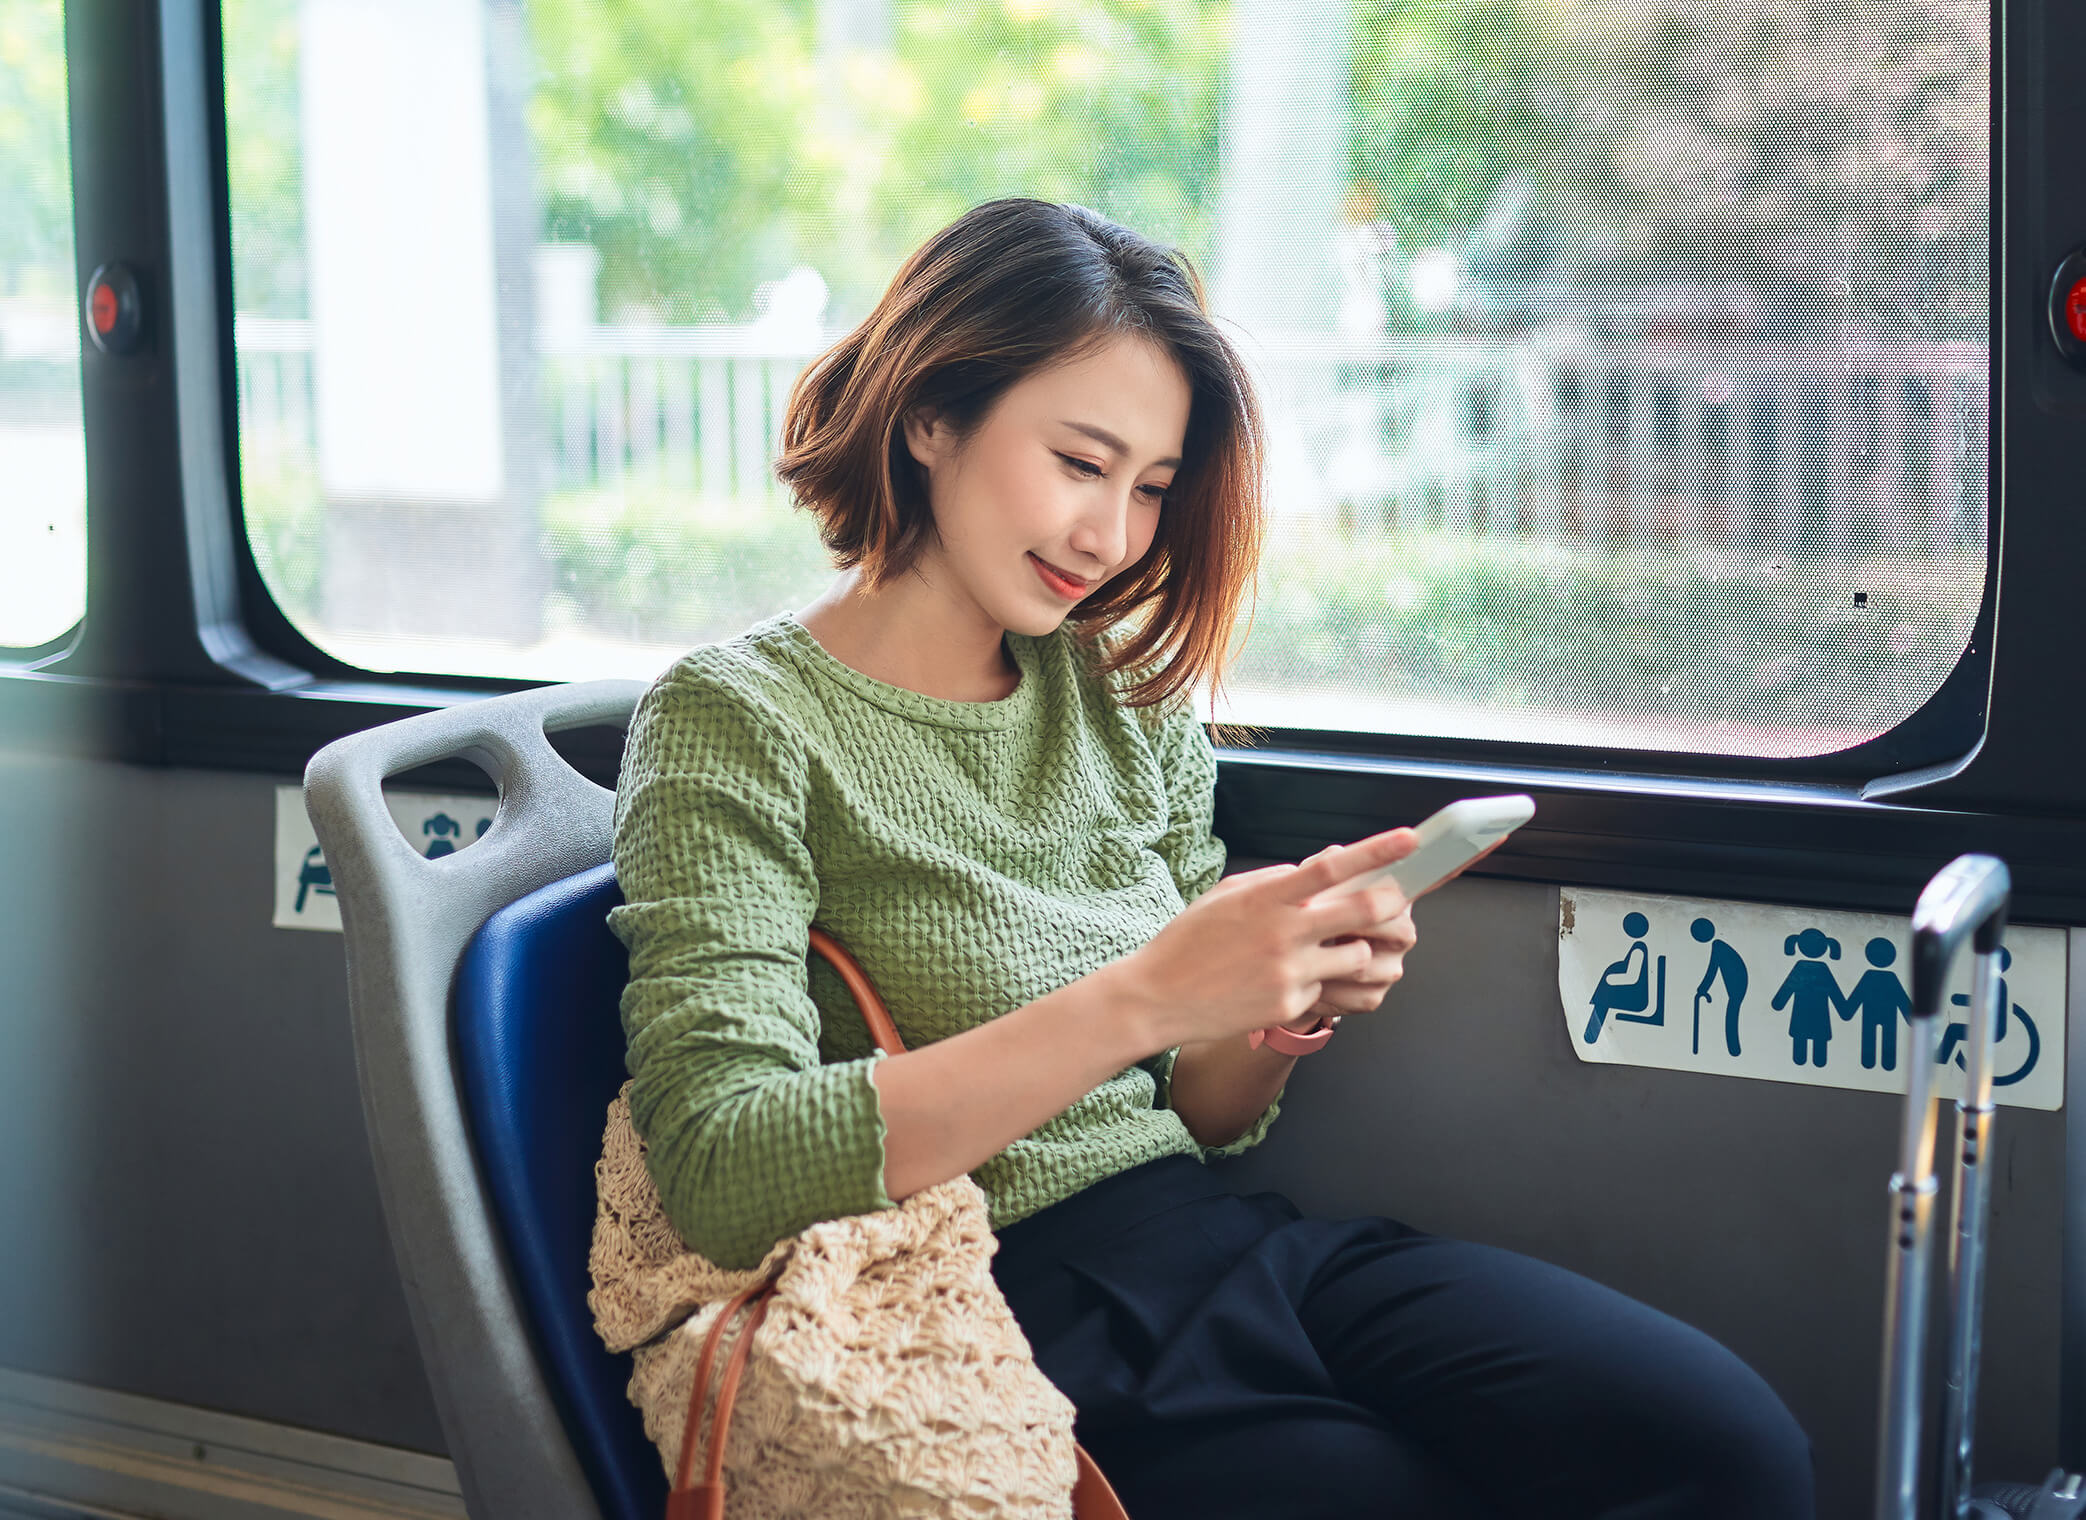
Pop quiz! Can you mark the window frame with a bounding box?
[1,629,83,669]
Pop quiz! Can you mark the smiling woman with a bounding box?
[775,198,1266,719]
[842,335,1189,681]
[604,197,1817,1518]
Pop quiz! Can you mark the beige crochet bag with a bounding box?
[589,926,1131,1520]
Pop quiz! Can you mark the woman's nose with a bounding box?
[1072,487,1134,567]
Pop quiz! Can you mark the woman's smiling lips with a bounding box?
[1029,552,1093,600]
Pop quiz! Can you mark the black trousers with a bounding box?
[991,1155,1815,1520]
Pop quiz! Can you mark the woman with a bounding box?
[608,197,1814,1518]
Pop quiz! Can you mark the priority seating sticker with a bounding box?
[273,784,500,933]
[1560,888,2066,1110]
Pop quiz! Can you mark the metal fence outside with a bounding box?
[226,317,1988,559]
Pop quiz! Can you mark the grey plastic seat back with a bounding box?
[304,679,647,1520]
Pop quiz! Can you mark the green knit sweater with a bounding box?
[608,610,1279,1269]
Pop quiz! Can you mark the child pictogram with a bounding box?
[1772,928,1846,1068]
[1839,938,1913,1071]
[424,812,465,858]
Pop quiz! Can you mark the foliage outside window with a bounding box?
[0,0,87,652]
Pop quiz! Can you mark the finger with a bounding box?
[1310,979,1370,1014]
[1369,946,1409,983]
[1208,862,1295,897]
[1277,828,1417,907]
[1301,935,1379,984]
[1323,980,1394,1015]
[1342,946,1411,987]
[1228,861,1298,884]
[1344,902,1418,944]
[1364,911,1419,953]
[1306,882,1413,940]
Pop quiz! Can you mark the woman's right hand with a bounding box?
[1108,829,1421,1051]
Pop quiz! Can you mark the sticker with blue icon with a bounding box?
[1560,888,2066,1111]
[273,784,499,932]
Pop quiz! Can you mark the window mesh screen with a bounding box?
[1222,0,1989,754]
[223,0,1987,756]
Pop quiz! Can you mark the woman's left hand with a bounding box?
[1290,915,1415,1028]
[1279,844,1418,1030]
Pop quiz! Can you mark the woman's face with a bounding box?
[902,333,1192,639]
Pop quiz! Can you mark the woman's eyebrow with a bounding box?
[1058,420,1182,470]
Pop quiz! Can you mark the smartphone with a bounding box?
[1313,794,1535,905]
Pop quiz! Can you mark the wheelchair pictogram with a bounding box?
[1935,949,2042,1088]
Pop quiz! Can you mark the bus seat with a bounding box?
[305,679,648,1520]
[453,860,664,1520]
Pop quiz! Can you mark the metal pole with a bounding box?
[1877,853,2010,1520]
[1941,946,2006,1518]
[1877,1008,1944,1520]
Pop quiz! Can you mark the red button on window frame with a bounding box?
[90,282,119,335]
[2051,249,2086,363]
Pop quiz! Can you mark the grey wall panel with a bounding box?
[1218,873,2063,1520]
[0,753,445,1454]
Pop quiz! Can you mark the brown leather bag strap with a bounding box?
[672,1278,768,1492]
[667,1278,776,1520]
[809,926,906,1056]
[1074,1445,1131,1520]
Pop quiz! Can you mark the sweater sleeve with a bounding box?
[1148,699,1227,905]
[1138,702,1282,1160]
[607,661,895,1270]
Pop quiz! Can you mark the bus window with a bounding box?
[0,0,87,654]
[222,0,1987,761]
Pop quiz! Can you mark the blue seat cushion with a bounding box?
[455,863,666,1520]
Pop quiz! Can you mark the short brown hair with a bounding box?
[775,198,1266,724]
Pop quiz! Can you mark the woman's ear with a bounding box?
[901,405,946,472]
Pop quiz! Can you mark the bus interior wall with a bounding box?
[0,751,2063,1518]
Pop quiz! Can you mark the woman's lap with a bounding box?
[991,1158,1814,1520]
[1285,1217,1814,1517]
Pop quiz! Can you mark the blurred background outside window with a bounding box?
[0,0,87,653]
[221,0,1989,757]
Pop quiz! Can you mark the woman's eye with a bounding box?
[1057,453,1104,477]
[1140,484,1170,504]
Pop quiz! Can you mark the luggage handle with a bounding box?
[1876,853,2011,1520]
[664,928,1130,1520]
